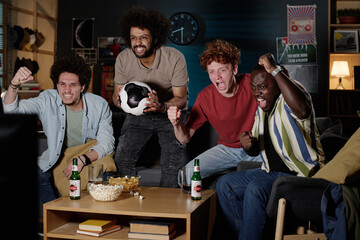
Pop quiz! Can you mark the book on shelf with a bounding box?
[129,218,175,235]
[18,80,40,92]
[128,229,176,240]
[20,80,40,87]
[76,225,121,237]
[18,89,40,93]
[78,219,117,232]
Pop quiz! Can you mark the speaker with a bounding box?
[355,66,360,89]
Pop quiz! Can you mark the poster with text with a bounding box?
[276,37,317,64]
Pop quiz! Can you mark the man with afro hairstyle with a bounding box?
[113,7,189,187]
[167,39,261,186]
[3,56,115,203]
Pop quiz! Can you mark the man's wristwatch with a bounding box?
[271,65,282,77]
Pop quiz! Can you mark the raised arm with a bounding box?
[258,54,311,119]
[4,67,33,105]
[167,106,195,144]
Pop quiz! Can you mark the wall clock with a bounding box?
[169,12,201,45]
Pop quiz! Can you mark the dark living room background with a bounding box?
[56,0,329,117]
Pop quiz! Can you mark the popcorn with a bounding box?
[88,183,123,201]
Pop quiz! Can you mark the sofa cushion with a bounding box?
[320,119,342,138]
[316,117,333,135]
[313,128,360,184]
[319,119,348,163]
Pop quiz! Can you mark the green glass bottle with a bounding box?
[69,158,81,200]
[191,159,202,200]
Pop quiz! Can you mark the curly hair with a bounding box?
[200,39,241,71]
[119,6,170,49]
[50,56,91,93]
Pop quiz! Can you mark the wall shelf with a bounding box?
[328,0,360,137]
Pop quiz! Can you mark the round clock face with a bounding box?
[169,12,199,45]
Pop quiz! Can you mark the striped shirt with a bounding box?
[252,94,325,177]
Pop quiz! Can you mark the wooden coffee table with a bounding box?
[43,187,216,240]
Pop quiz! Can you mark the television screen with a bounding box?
[0,113,38,238]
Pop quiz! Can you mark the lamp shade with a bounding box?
[331,61,350,77]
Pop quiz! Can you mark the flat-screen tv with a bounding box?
[0,112,38,238]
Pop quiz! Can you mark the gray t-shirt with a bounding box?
[65,107,84,148]
[114,46,189,104]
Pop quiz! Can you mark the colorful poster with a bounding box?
[287,5,316,44]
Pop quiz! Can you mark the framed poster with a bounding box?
[287,5,317,45]
[334,30,359,53]
[276,37,317,64]
[72,18,94,49]
[98,37,126,59]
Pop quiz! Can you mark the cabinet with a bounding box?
[9,0,58,98]
[328,0,360,137]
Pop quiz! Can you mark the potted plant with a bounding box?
[337,8,360,24]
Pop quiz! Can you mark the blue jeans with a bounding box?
[184,145,262,182]
[38,167,60,204]
[114,113,187,187]
[216,169,293,240]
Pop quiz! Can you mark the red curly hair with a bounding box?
[200,39,241,71]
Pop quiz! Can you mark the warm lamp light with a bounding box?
[331,61,350,90]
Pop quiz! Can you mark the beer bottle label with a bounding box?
[191,180,202,198]
[194,166,199,172]
[72,165,78,171]
[70,180,80,197]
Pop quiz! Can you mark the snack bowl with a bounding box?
[107,175,141,192]
[87,183,123,201]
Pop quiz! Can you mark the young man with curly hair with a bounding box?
[167,39,261,184]
[2,57,115,203]
[112,7,189,187]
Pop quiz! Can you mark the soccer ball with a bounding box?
[119,81,151,116]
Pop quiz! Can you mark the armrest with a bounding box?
[266,176,330,226]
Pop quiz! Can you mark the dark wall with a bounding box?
[57,0,328,116]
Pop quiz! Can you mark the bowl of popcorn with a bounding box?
[87,183,123,201]
[107,175,141,192]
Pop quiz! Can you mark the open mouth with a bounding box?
[216,81,226,91]
[257,98,266,109]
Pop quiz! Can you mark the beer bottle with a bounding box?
[70,158,81,200]
[191,159,202,200]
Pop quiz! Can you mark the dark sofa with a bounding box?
[112,109,349,189]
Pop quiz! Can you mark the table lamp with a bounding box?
[331,61,350,90]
